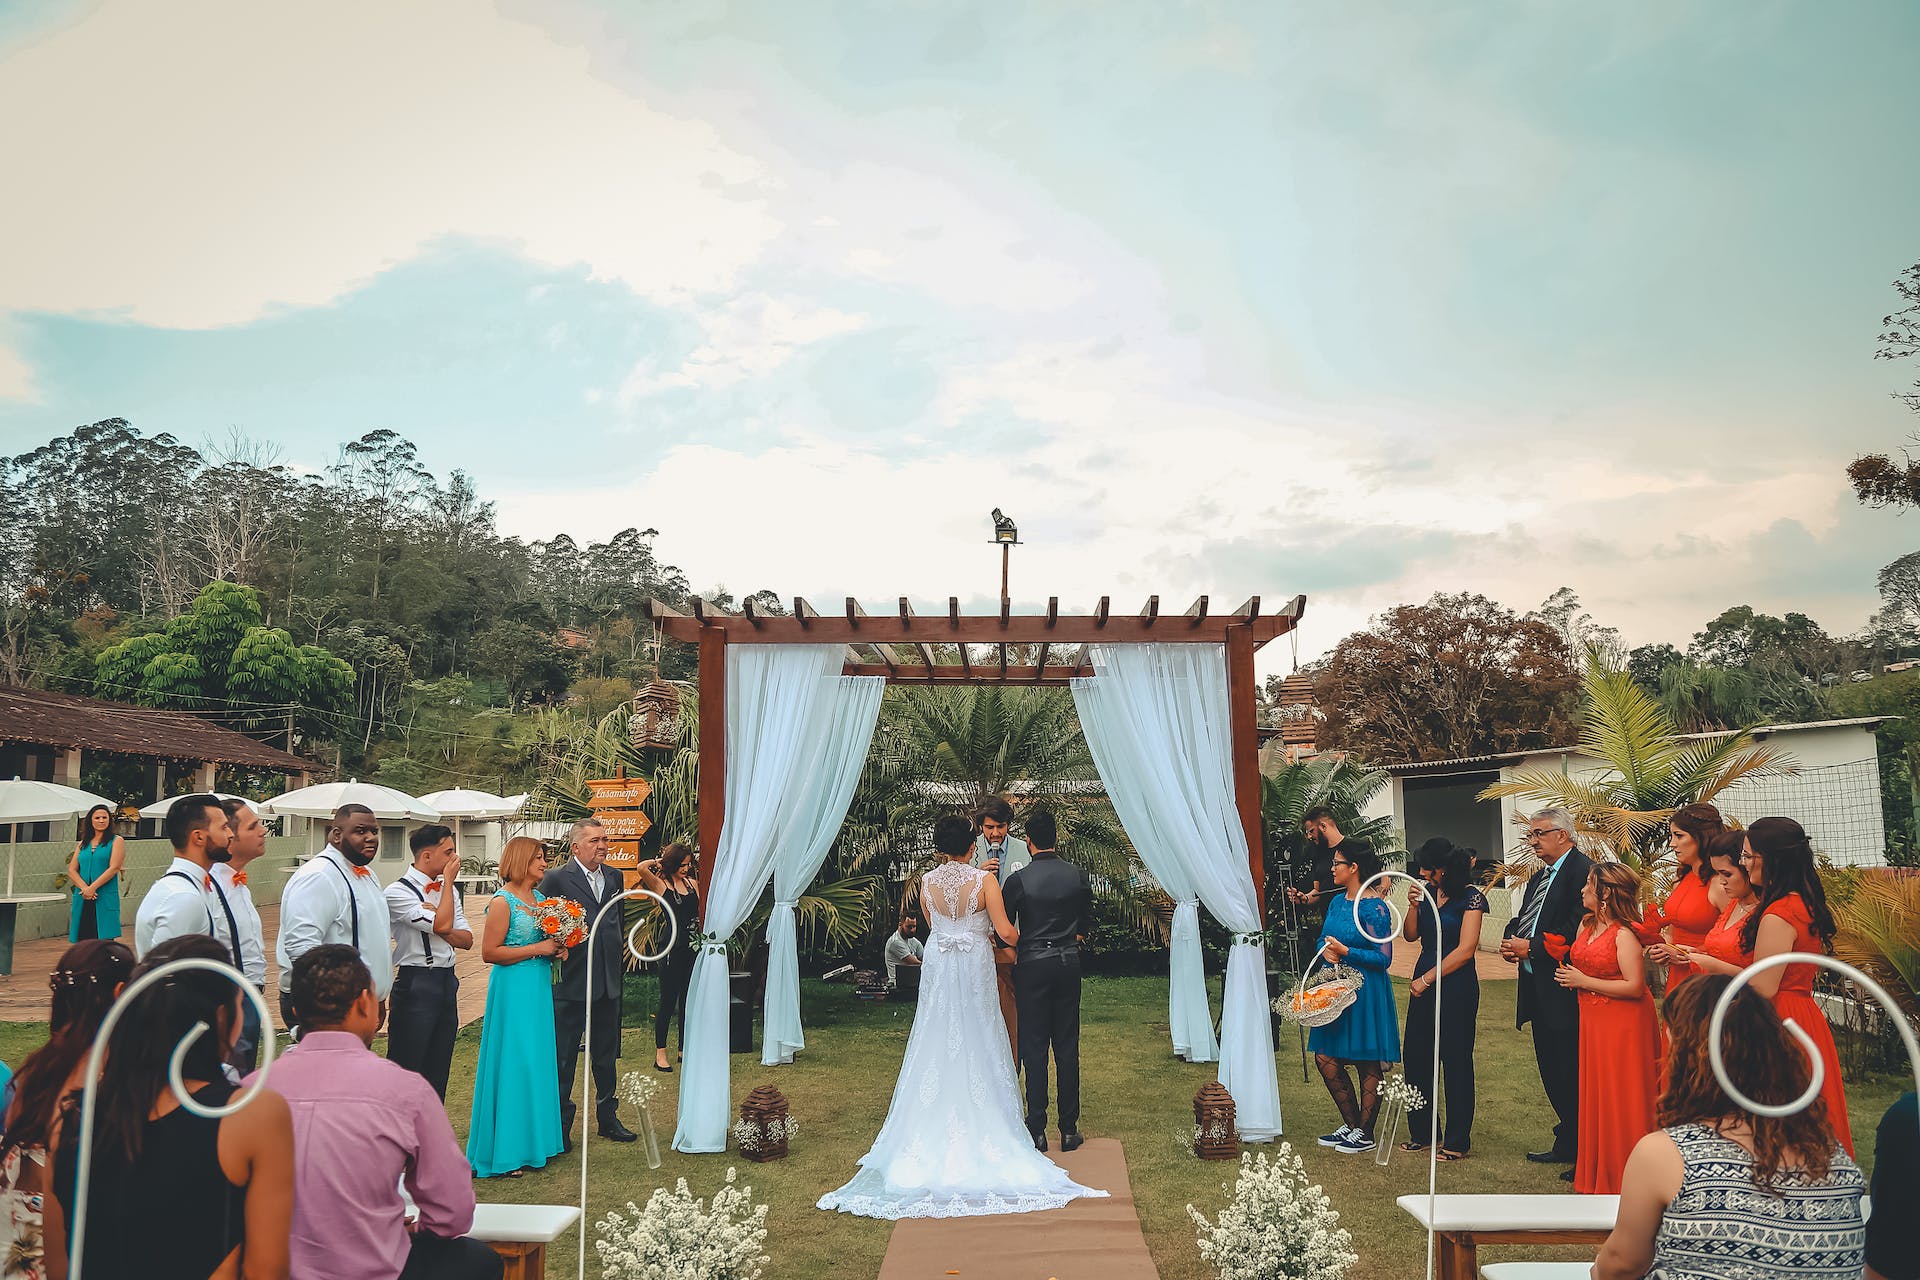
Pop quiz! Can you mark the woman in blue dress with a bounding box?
[66,805,124,942]
[1400,838,1488,1159]
[468,836,567,1178]
[1309,842,1400,1154]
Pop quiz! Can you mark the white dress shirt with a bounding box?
[277,847,396,1000]
[209,862,267,986]
[572,857,603,902]
[385,867,470,969]
[971,833,1032,884]
[134,856,217,959]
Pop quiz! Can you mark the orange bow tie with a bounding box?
[230,871,248,887]
[351,865,372,879]
[204,874,213,890]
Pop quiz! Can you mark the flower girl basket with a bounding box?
[1276,952,1362,1028]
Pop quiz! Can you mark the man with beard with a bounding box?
[134,793,233,958]
[277,804,395,1032]
[214,798,271,1071]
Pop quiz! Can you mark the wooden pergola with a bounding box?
[645,592,1307,923]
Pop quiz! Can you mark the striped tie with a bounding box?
[1513,868,1550,969]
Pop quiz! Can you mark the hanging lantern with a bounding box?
[1193,1082,1240,1160]
[629,679,683,751]
[735,1084,795,1162]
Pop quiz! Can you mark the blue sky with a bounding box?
[2,0,1916,665]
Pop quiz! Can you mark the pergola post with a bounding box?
[695,625,728,930]
[1224,622,1265,923]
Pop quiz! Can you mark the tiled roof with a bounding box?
[0,686,314,772]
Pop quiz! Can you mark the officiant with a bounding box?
[971,796,1029,1056]
[541,818,637,1147]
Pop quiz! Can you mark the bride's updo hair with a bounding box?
[932,815,974,858]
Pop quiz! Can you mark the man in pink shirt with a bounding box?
[250,945,500,1280]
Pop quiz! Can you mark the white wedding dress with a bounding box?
[817,860,1108,1220]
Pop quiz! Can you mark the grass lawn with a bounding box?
[1,975,1903,1278]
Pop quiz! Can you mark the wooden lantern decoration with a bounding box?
[1193,1082,1239,1160]
[629,678,683,751]
[737,1084,792,1162]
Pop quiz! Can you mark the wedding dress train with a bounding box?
[817,860,1107,1220]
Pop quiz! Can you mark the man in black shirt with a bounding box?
[1001,807,1093,1153]
[1289,807,1369,927]
[1867,1091,1917,1280]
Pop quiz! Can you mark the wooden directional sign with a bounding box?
[587,777,652,810]
[605,840,643,875]
[594,810,652,842]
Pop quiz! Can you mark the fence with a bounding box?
[2,835,310,942]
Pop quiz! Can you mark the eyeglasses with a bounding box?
[1331,859,1353,869]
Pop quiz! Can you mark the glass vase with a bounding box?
[638,1104,662,1170]
[1374,1097,1401,1167]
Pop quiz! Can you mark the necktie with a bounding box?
[1513,865,1552,969]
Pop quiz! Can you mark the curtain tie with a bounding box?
[1176,896,1199,908]
[695,931,730,955]
[774,899,800,910]
[1231,931,1264,947]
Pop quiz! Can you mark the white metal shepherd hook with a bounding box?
[577,886,678,1280]
[1352,870,1445,1280]
[71,957,278,1280]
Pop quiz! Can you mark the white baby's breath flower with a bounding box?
[594,1167,770,1280]
[1187,1146,1357,1280]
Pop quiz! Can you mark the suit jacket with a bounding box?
[540,859,626,1005]
[971,833,1032,884]
[1504,847,1592,1031]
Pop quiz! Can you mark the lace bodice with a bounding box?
[501,891,542,947]
[922,860,992,938]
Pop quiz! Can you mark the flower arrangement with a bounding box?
[620,1070,659,1113]
[731,1115,798,1155]
[596,1168,770,1280]
[1187,1146,1357,1280]
[1378,1075,1425,1114]
[531,895,589,982]
[1276,965,1361,1028]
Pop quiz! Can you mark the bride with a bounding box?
[818,815,1107,1220]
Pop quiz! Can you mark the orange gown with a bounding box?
[1761,894,1853,1155]
[1571,922,1662,1195]
[1699,901,1755,971]
[1654,873,1719,987]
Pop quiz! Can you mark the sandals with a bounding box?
[1437,1149,1470,1162]
[1399,1141,1430,1153]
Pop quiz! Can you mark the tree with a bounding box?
[1877,551,1920,639]
[1260,755,1401,938]
[1846,262,1920,508]
[1531,587,1623,665]
[1626,643,1683,693]
[1480,654,1797,873]
[1314,592,1580,764]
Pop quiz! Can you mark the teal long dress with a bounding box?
[466,891,566,1177]
[68,840,122,942]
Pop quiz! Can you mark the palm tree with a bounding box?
[1260,754,1402,951]
[1479,654,1797,874]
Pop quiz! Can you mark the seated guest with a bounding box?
[1399,837,1487,1159]
[1591,974,1864,1280]
[0,940,134,1277]
[1309,843,1399,1155]
[1667,831,1756,976]
[1867,1091,1917,1280]
[1554,860,1661,1192]
[47,934,293,1280]
[252,945,500,1280]
[883,916,924,990]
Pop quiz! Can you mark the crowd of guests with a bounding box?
[0,797,701,1279]
[1296,800,1913,1279]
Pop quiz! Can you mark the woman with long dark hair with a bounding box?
[1591,975,1863,1279]
[1555,861,1662,1193]
[46,934,292,1280]
[1738,816,1852,1154]
[1308,843,1400,1156]
[65,807,124,943]
[1672,832,1758,976]
[637,842,700,1073]
[1643,803,1725,988]
[1398,838,1486,1160]
[0,940,134,1279]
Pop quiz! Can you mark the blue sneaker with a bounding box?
[1317,1126,1353,1148]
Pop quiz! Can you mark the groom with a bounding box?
[1001,808,1092,1153]
[542,818,637,1148]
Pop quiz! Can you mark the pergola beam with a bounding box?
[1141,595,1159,626]
[900,598,938,673]
[648,610,1299,647]
[1186,594,1209,627]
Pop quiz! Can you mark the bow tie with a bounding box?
[203,874,212,890]
[230,871,247,887]
[351,865,372,879]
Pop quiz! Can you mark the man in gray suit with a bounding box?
[541,818,636,1149]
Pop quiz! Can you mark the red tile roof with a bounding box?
[0,686,314,772]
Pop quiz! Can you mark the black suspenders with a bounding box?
[325,857,362,948]
[164,869,239,969]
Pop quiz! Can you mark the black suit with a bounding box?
[1002,851,1093,1137]
[1502,847,1591,1156]
[540,858,627,1133]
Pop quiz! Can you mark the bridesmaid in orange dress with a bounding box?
[1738,817,1852,1155]
[1672,831,1758,976]
[1555,861,1663,1194]
[1643,804,1725,988]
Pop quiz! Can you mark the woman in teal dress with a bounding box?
[468,836,567,1178]
[1308,843,1401,1155]
[66,805,124,942]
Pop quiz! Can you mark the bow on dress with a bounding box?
[936,932,984,955]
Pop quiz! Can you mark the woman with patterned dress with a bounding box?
[1591,974,1864,1280]
[1309,843,1400,1156]
[1643,804,1724,989]
[1399,838,1487,1159]
[818,816,1105,1220]
[1671,831,1757,977]
[1554,861,1662,1194]
[65,806,124,943]
[1738,816,1852,1155]
[467,836,567,1178]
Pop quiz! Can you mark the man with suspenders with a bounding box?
[383,823,472,1098]
[277,804,395,1034]
[213,797,271,1072]
[133,793,234,958]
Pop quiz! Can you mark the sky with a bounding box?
[2,0,1917,675]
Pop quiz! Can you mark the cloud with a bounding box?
[618,294,867,404]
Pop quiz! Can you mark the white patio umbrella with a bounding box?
[0,777,113,897]
[259,779,440,859]
[417,788,519,818]
[138,792,249,818]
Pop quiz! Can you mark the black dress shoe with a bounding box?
[1059,1131,1085,1153]
[599,1117,638,1143]
[1031,1131,1047,1152]
[1526,1148,1575,1163]
[1559,1168,1575,1182]
[562,1131,574,1155]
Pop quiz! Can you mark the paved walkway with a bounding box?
[1390,945,1517,982]
[0,897,501,1029]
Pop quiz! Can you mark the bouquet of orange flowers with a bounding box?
[532,895,590,983]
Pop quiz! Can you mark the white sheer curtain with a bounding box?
[761,675,885,1066]
[673,644,846,1153]
[1071,644,1280,1139]
[1071,675,1219,1063]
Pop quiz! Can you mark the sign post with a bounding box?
[585,772,653,889]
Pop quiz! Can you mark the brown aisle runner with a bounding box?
[875,1139,1159,1280]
